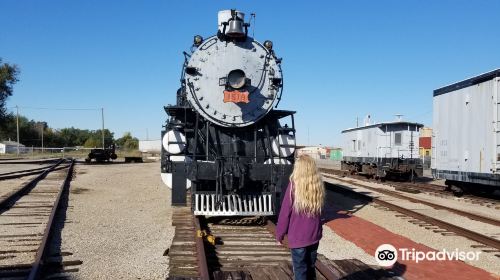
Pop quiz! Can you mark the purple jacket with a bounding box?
[275,182,322,248]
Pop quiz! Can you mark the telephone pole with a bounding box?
[41,124,44,153]
[101,108,105,149]
[16,106,19,156]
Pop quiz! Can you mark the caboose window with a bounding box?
[395,133,402,146]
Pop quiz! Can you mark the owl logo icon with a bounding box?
[375,244,398,266]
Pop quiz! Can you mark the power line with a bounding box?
[10,106,100,111]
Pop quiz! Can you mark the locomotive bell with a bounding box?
[226,19,245,38]
[218,10,246,38]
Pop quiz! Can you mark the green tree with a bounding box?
[83,137,101,148]
[116,132,139,150]
[59,127,91,146]
[0,114,16,140]
[83,129,114,148]
[0,58,19,122]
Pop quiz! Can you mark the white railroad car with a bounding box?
[432,69,500,193]
[341,119,423,180]
[138,139,161,154]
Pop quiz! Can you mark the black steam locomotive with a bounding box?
[161,10,296,216]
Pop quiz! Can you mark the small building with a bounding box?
[328,147,343,161]
[419,127,432,157]
[296,146,328,160]
[0,141,26,154]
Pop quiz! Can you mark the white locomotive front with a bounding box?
[185,11,283,128]
[161,10,296,216]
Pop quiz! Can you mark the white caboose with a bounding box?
[341,118,423,180]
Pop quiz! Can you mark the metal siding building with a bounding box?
[0,141,26,154]
[432,69,500,186]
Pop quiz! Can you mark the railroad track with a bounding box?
[0,158,81,279]
[168,201,399,280]
[390,180,499,208]
[0,157,29,161]
[321,173,500,227]
[0,161,68,181]
[0,158,62,165]
[321,174,500,252]
[319,168,499,208]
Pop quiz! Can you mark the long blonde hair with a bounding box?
[290,155,325,216]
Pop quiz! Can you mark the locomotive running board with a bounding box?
[193,194,274,216]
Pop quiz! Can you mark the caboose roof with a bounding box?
[433,68,500,97]
[341,121,424,133]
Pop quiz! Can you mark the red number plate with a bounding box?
[223,90,250,103]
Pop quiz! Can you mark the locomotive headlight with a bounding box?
[227,69,246,89]
[193,35,203,46]
[264,40,273,50]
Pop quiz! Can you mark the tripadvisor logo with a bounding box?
[375,244,398,266]
[375,244,482,266]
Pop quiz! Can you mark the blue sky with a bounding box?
[1,0,499,146]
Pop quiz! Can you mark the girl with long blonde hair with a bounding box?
[276,155,325,280]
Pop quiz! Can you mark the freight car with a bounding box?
[432,69,500,194]
[85,144,117,163]
[161,10,296,216]
[341,117,423,181]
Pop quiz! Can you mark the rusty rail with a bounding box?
[0,158,62,165]
[27,159,74,280]
[0,158,65,210]
[193,216,210,280]
[0,164,70,181]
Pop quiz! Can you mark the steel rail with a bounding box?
[27,159,74,280]
[193,216,210,280]
[0,158,62,165]
[322,173,500,227]
[0,157,29,161]
[319,167,499,205]
[0,165,51,176]
[324,180,500,251]
[394,181,500,205]
[0,158,66,210]
[265,219,338,280]
[0,165,69,181]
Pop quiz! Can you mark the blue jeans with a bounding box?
[291,243,319,280]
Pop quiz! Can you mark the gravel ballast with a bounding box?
[59,160,173,279]
[318,225,379,266]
